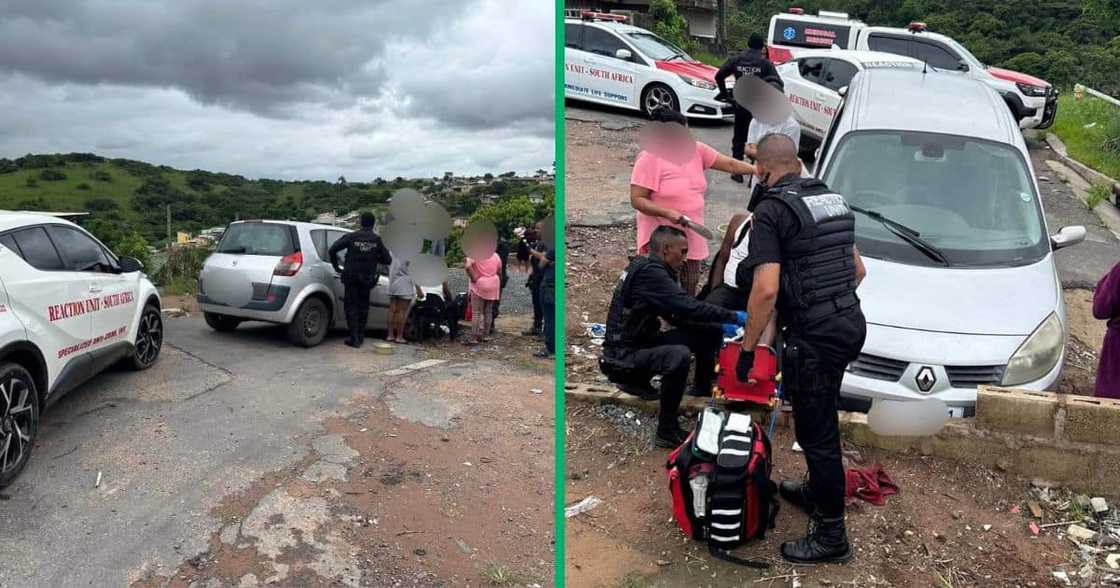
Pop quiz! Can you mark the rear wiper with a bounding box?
[850,205,949,266]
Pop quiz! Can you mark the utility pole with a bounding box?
[717,0,727,53]
[166,204,171,249]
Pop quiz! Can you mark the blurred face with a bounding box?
[658,235,688,270]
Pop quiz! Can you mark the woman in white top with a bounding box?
[387,258,421,343]
[702,213,778,344]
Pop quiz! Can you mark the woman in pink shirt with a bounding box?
[631,108,757,296]
[465,251,502,343]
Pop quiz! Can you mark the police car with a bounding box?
[0,212,162,487]
[766,9,1058,129]
[565,12,733,119]
[778,50,922,141]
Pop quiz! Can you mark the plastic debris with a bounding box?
[1091,497,1109,515]
[1029,522,1040,535]
[1052,570,1071,585]
[1068,524,1097,542]
[565,496,604,518]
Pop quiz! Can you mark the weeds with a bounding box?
[481,563,537,587]
[1087,183,1113,208]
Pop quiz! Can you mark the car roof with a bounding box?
[785,49,922,66]
[229,219,349,232]
[841,68,1018,144]
[0,211,76,233]
[565,18,646,34]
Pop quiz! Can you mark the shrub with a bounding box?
[25,177,37,188]
[1104,116,1120,156]
[92,170,112,182]
[76,182,91,191]
[39,169,67,181]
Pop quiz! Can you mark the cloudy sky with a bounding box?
[0,0,555,181]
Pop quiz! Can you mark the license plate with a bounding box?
[946,406,965,418]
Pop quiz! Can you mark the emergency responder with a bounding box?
[735,133,867,564]
[601,225,746,447]
[715,32,781,183]
[329,211,393,348]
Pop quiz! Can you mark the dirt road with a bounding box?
[562,102,1120,586]
[0,314,554,587]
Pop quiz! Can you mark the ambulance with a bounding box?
[0,212,162,487]
[564,11,733,119]
[765,8,1058,130]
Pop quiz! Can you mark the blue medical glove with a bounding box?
[722,323,740,338]
[735,311,748,325]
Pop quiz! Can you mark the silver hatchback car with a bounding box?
[197,220,439,346]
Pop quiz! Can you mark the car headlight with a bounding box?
[679,74,716,91]
[1016,82,1048,98]
[1002,312,1063,386]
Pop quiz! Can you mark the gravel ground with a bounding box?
[446,266,535,315]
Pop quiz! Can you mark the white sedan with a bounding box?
[778,50,922,142]
[564,14,733,120]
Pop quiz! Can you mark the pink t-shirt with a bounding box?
[631,140,719,260]
[466,253,502,301]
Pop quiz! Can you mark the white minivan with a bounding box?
[814,68,1084,416]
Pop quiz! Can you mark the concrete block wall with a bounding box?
[976,385,1120,445]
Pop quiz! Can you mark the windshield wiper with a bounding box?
[850,205,949,266]
[666,52,685,61]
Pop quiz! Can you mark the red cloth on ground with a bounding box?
[845,464,898,506]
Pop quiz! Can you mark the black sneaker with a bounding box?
[730,174,744,184]
[654,427,690,448]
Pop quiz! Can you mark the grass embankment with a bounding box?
[1050,93,1120,180]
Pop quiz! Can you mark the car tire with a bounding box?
[130,304,163,371]
[0,362,39,489]
[641,83,679,116]
[287,297,329,347]
[204,312,241,332]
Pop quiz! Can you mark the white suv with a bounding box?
[0,212,162,487]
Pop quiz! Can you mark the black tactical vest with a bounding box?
[763,178,859,329]
[604,256,662,350]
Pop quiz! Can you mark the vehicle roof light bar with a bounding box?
[581,11,627,23]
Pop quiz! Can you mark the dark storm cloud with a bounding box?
[0,0,464,117]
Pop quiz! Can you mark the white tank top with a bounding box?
[723,219,751,288]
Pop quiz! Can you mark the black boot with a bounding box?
[779,480,816,515]
[780,512,853,564]
[654,426,689,449]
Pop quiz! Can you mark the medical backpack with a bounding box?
[666,408,778,568]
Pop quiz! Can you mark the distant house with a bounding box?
[528,192,544,204]
[453,218,469,228]
[313,212,339,226]
[482,194,500,204]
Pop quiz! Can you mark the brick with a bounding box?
[1063,395,1120,445]
[975,386,1058,437]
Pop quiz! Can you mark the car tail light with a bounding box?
[768,46,793,64]
[273,251,303,276]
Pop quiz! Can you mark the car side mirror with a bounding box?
[838,86,848,97]
[957,59,969,72]
[118,256,144,273]
[1051,225,1086,250]
[615,48,632,60]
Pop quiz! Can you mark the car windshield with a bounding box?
[821,131,1048,268]
[624,31,691,61]
[216,223,295,256]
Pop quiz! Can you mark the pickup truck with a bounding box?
[764,8,1057,130]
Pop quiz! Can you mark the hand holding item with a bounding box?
[736,347,755,382]
[721,323,740,338]
[735,311,748,325]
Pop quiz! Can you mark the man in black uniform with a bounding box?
[715,32,781,183]
[735,133,867,563]
[601,226,746,447]
[328,211,393,348]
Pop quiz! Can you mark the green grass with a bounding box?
[0,162,146,217]
[691,49,725,68]
[1088,183,1113,208]
[1050,94,1120,179]
[480,563,538,587]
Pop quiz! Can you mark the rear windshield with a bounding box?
[216,223,296,256]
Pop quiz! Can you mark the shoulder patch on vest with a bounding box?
[801,193,850,223]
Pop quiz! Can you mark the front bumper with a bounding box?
[680,85,735,120]
[1017,89,1057,130]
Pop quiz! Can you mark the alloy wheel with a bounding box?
[646,86,676,113]
[0,375,33,476]
[135,309,163,366]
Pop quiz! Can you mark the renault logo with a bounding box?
[915,366,936,393]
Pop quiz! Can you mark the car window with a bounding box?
[623,31,689,62]
[328,231,348,265]
[582,27,628,59]
[867,35,960,70]
[10,227,65,271]
[822,59,858,91]
[216,223,296,256]
[310,229,348,262]
[565,23,583,49]
[0,233,20,256]
[46,226,111,272]
[798,58,826,84]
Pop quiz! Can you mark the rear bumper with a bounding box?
[198,283,292,322]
